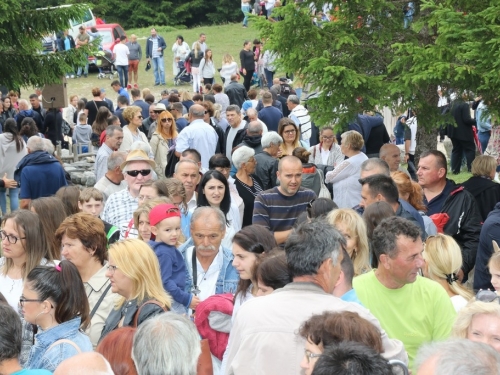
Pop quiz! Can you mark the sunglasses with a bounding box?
[161,118,173,122]
[476,290,500,303]
[126,169,151,177]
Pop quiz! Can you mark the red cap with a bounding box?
[149,204,181,226]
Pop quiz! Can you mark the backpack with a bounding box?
[280,83,292,98]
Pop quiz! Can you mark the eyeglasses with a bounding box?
[284,129,296,134]
[322,136,335,140]
[304,350,322,364]
[161,118,173,122]
[126,169,151,177]
[107,265,119,274]
[1,230,26,244]
[476,290,500,303]
[19,296,53,309]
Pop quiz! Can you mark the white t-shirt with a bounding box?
[0,273,23,311]
[226,122,246,161]
[114,43,130,66]
[321,148,330,165]
[451,294,469,312]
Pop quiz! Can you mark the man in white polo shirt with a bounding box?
[113,35,130,89]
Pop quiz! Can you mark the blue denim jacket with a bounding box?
[25,317,93,372]
[179,238,239,295]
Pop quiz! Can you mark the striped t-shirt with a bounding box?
[252,187,316,232]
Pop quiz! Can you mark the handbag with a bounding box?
[317,169,331,198]
[165,147,180,178]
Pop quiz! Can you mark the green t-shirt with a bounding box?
[353,270,456,368]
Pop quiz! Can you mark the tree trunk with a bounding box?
[415,126,439,167]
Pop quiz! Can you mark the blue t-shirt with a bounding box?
[340,288,363,306]
[118,87,130,104]
[63,37,70,51]
[20,163,67,200]
[176,117,188,132]
[258,106,283,132]
[13,369,52,375]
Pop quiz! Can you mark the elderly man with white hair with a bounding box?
[245,108,268,133]
[15,135,67,208]
[233,146,264,227]
[287,94,311,147]
[133,313,202,375]
[254,131,282,190]
[15,98,44,132]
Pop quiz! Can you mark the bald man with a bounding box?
[379,143,410,176]
[253,155,317,244]
[54,352,114,375]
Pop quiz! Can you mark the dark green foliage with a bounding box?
[0,1,95,89]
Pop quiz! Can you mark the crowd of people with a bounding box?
[2,20,500,375]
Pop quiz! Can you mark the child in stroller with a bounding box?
[96,49,118,79]
[174,60,192,86]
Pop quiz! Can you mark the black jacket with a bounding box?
[448,99,476,141]
[462,176,500,222]
[254,151,278,190]
[440,182,482,277]
[238,134,263,155]
[474,203,500,291]
[210,118,226,155]
[224,122,247,154]
[225,81,248,109]
[99,298,166,343]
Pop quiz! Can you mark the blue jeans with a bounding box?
[404,16,413,29]
[77,54,89,76]
[264,68,274,89]
[479,131,491,154]
[0,187,19,214]
[152,57,165,85]
[116,65,129,88]
[396,137,404,145]
[242,5,251,26]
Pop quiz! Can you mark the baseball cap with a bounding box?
[149,204,181,226]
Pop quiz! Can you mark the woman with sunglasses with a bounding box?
[0,210,52,364]
[308,126,344,168]
[453,295,500,353]
[150,110,178,179]
[99,239,171,342]
[22,261,92,371]
[197,170,242,249]
[55,213,117,348]
[118,106,148,153]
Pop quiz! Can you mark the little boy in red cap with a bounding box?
[149,203,200,314]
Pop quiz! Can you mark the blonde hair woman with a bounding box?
[188,42,204,94]
[99,239,171,342]
[327,208,371,276]
[453,299,500,353]
[150,110,178,178]
[423,234,473,312]
[220,54,239,87]
[119,106,148,153]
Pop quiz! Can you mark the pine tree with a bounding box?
[0,1,94,89]
[256,0,500,158]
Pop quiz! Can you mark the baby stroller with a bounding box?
[96,50,118,79]
[174,61,192,86]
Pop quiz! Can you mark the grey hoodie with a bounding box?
[126,41,142,61]
[72,123,92,144]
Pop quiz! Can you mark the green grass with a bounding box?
[448,171,472,184]
[61,23,259,104]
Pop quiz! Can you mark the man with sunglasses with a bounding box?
[101,150,155,239]
[144,103,164,139]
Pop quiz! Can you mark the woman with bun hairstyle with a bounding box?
[23,261,92,371]
[292,146,324,196]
